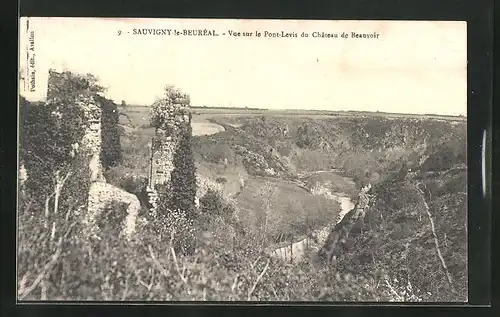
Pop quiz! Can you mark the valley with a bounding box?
[115,105,467,295]
[19,87,467,301]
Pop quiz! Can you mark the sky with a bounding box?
[19,18,467,115]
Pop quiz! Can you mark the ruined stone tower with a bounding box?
[146,101,191,213]
[46,70,105,182]
[21,70,141,241]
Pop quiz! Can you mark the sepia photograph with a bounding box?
[17,18,467,302]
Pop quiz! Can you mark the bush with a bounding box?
[152,208,196,255]
[96,201,129,238]
[99,96,122,169]
[196,140,235,165]
[199,189,235,219]
[169,125,197,219]
[104,166,147,195]
[215,177,227,184]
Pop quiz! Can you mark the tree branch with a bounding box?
[247,258,270,300]
[148,243,190,295]
[170,244,188,285]
[18,222,75,300]
[17,272,31,297]
[135,267,154,292]
[384,277,403,301]
[415,183,456,293]
[121,273,131,301]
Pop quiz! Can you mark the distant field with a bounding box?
[121,105,466,123]
[119,107,150,127]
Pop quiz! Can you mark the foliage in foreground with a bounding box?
[99,96,123,169]
[169,124,198,220]
[18,192,393,301]
[332,165,468,302]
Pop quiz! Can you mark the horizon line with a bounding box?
[121,103,467,118]
[19,94,467,118]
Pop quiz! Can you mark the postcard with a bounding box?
[18,17,467,302]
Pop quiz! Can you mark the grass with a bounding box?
[196,161,248,198]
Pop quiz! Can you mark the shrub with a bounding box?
[196,140,235,165]
[104,167,147,195]
[168,125,198,219]
[149,85,190,134]
[95,201,129,238]
[99,96,122,169]
[215,177,227,184]
[199,188,235,220]
[153,208,196,255]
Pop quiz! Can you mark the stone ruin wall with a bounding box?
[46,70,106,183]
[45,70,140,240]
[79,97,105,182]
[21,71,194,239]
[150,137,177,188]
[146,104,191,213]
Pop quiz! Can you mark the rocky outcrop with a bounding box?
[233,144,288,177]
[317,189,373,267]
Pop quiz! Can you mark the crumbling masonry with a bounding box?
[146,103,192,214]
[46,70,140,240]
[46,70,105,182]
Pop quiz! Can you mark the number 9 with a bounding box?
[118,30,122,36]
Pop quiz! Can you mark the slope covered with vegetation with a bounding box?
[194,115,465,188]
[315,159,466,301]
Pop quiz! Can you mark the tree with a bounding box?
[150,85,190,135]
[255,181,279,246]
[46,70,105,104]
[296,124,311,148]
[169,124,197,219]
[99,96,122,169]
[199,188,235,219]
